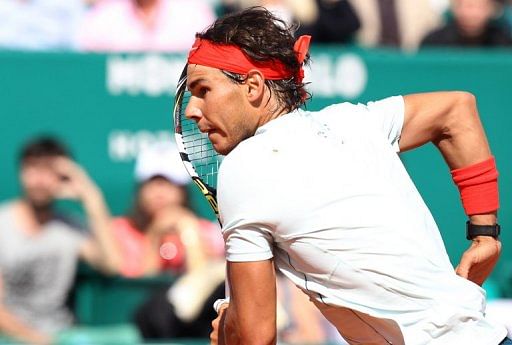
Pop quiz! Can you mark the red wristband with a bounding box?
[451,157,499,216]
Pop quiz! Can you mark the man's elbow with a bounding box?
[445,91,479,135]
[454,91,477,112]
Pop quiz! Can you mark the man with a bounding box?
[184,7,509,345]
[421,0,512,47]
[0,137,120,345]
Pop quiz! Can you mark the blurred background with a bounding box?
[0,0,511,344]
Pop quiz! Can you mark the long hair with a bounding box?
[128,179,190,232]
[197,7,311,112]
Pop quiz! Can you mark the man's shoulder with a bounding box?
[45,215,87,248]
[221,138,267,173]
[0,200,12,210]
[222,102,362,162]
[316,101,365,117]
[0,200,16,218]
[218,132,283,191]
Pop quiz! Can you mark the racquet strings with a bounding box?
[178,89,222,191]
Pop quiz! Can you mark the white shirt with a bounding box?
[217,96,507,344]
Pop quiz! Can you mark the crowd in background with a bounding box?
[0,0,511,52]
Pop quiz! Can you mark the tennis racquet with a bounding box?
[173,65,230,314]
[173,64,223,224]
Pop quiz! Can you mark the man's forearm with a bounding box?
[82,189,121,273]
[430,93,498,219]
[433,93,491,169]
[469,214,497,225]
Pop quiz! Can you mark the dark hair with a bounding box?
[19,136,70,163]
[129,178,191,232]
[197,6,311,111]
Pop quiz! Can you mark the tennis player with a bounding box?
[185,7,508,345]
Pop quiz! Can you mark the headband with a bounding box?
[187,35,311,84]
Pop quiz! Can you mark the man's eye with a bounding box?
[199,87,208,96]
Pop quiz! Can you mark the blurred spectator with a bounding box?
[221,0,360,43]
[0,0,85,50]
[220,0,307,23]
[0,137,120,344]
[296,0,360,43]
[506,0,512,23]
[111,142,225,339]
[76,0,216,52]
[421,0,512,47]
[506,1,512,27]
[348,0,447,50]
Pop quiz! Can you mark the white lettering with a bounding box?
[108,130,174,161]
[106,53,367,99]
[106,55,186,96]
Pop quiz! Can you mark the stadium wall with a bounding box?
[0,47,510,291]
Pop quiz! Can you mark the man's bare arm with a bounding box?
[400,91,500,285]
[218,259,277,345]
[401,91,491,169]
[51,158,121,274]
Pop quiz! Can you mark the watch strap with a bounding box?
[466,221,501,240]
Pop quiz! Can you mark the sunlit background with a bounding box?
[0,0,511,344]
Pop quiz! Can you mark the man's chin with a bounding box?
[212,142,235,156]
[26,195,54,210]
[209,135,230,155]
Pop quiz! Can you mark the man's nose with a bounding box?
[185,98,203,121]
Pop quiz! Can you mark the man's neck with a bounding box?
[257,103,291,129]
[18,199,54,230]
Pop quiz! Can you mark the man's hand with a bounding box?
[211,303,243,345]
[456,236,501,286]
[51,157,101,203]
[211,303,229,345]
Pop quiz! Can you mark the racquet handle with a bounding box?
[213,297,230,314]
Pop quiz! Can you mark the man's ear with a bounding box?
[245,69,266,103]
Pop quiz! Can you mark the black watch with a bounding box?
[466,221,501,240]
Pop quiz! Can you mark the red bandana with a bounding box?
[187,35,311,84]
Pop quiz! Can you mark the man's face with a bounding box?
[452,0,495,37]
[185,64,258,155]
[20,157,61,207]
